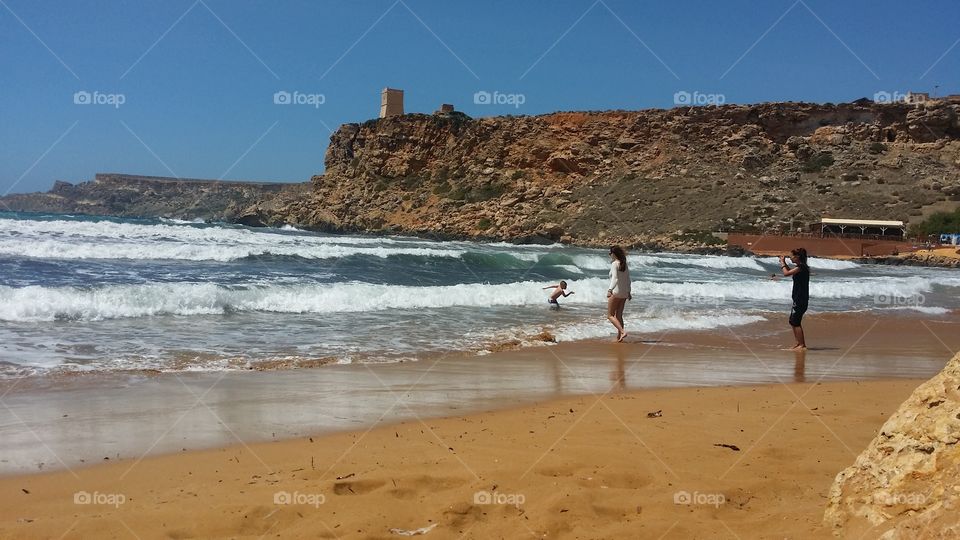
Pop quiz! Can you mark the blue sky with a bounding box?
[1,0,958,193]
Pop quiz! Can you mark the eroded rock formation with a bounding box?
[263,101,960,247]
[824,352,960,538]
[3,101,959,249]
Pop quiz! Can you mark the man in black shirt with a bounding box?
[779,248,809,350]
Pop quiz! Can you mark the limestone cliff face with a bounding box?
[824,352,960,538]
[258,101,960,247]
[4,101,959,248]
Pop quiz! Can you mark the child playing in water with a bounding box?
[543,281,574,308]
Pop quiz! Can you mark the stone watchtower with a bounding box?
[380,88,404,118]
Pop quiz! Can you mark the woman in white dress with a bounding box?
[606,245,632,342]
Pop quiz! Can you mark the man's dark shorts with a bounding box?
[789,302,807,327]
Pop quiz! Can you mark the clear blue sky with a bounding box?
[2,0,958,193]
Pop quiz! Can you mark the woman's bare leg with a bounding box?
[607,297,626,341]
[615,298,628,342]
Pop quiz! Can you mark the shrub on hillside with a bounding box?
[910,208,960,238]
[801,152,835,173]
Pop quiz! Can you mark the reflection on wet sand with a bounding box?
[794,348,807,382]
[610,344,626,392]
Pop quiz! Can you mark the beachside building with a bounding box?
[379,88,404,118]
[817,218,905,239]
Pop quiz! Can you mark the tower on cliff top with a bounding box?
[380,88,404,118]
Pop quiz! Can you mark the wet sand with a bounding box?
[0,378,934,539]
[0,311,956,478]
[0,311,958,538]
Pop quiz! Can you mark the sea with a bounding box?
[1,211,958,379]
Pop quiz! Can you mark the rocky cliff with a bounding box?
[4,101,960,248]
[824,351,960,538]
[0,173,306,222]
[242,100,960,247]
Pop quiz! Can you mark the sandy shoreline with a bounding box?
[0,378,932,539]
[0,312,957,537]
[1,312,957,478]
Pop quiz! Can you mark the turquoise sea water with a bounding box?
[1,211,957,377]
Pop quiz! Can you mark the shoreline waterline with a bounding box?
[1,312,957,477]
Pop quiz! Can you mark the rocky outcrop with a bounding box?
[824,352,960,538]
[857,252,960,269]
[0,173,303,222]
[3,101,959,249]
[256,101,960,247]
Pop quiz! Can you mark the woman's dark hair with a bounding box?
[791,247,808,266]
[609,245,627,272]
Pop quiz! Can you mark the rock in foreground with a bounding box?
[824,352,960,538]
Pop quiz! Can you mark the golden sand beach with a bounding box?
[2,311,959,539]
[0,378,929,539]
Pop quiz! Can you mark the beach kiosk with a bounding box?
[818,218,906,239]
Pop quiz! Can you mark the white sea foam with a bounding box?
[159,217,206,225]
[572,254,766,272]
[0,217,395,246]
[655,255,766,271]
[554,265,584,275]
[0,218,574,263]
[759,256,860,270]
[0,237,467,262]
[550,312,767,342]
[0,280,555,321]
[0,217,871,273]
[885,306,952,315]
[632,276,939,301]
[0,275,947,323]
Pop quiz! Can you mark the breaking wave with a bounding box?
[0,275,946,322]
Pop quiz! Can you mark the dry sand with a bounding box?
[1,378,926,539]
[927,247,960,260]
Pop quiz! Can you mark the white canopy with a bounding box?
[819,218,904,228]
